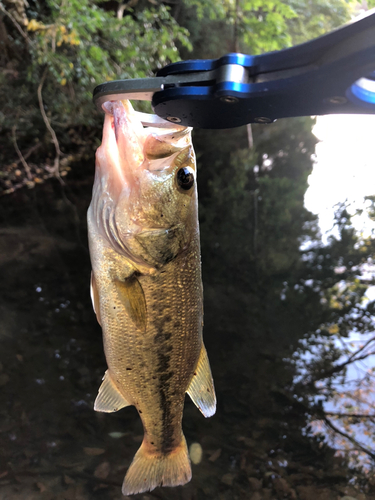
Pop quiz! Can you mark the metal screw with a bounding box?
[220,96,239,104]
[254,116,273,124]
[328,96,347,105]
[167,116,182,123]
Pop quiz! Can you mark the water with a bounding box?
[0,164,374,499]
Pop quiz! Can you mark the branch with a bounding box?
[12,142,41,165]
[312,342,375,382]
[0,3,30,43]
[322,415,375,460]
[346,336,375,362]
[37,68,63,184]
[117,0,139,19]
[247,124,253,149]
[339,391,375,411]
[325,411,375,420]
[328,351,375,376]
[11,125,32,180]
[233,0,238,51]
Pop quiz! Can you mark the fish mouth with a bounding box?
[95,99,193,201]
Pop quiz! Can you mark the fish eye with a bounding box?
[177,167,194,191]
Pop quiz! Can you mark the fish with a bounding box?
[87,100,216,496]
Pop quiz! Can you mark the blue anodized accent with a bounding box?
[157,53,256,77]
[348,71,375,107]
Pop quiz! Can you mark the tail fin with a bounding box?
[122,435,192,496]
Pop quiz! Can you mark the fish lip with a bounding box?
[103,101,192,132]
[102,101,193,180]
[104,100,191,142]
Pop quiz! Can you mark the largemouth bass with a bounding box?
[87,100,216,496]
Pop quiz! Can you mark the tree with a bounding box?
[0,0,191,193]
[179,0,354,58]
[287,203,375,470]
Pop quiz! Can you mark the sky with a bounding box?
[304,114,375,242]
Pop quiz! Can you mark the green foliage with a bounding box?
[179,0,353,58]
[29,0,190,120]
[182,0,227,20]
[179,0,298,56]
[0,0,191,189]
[0,0,358,192]
[234,0,298,53]
[285,0,355,45]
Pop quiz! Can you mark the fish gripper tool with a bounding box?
[93,9,375,129]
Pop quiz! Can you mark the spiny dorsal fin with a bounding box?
[94,370,131,413]
[187,344,216,418]
[115,275,147,332]
[90,272,102,326]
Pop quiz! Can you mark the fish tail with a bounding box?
[122,435,192,496]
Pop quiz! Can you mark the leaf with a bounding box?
[94,461,110,480]
[83,447,105,456]
[36,482,47,492]
[108,431,128,439]
[208,448,222,462]
[64,475,76,485]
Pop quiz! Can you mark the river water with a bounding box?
[0,149,374,499]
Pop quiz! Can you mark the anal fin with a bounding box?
[94,370,131,413]
[187,344,216,418]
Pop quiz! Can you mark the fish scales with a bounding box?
[97,239,202,447]
[87,100,216,496]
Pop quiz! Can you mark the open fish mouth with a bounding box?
[96,100,192,188]
[103,100,191,153]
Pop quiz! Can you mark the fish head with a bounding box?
[91,100,198,267]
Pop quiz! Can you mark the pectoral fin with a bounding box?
[115,275,147,332]
[94,370,131,413]
[187,345,216,418]
[90,272,101,326]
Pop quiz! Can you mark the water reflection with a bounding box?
[1,129,375,498]
[294,309,375,471]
